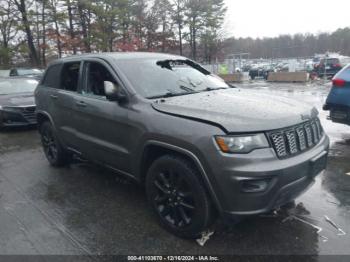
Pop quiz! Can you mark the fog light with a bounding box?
[241,179,270,193]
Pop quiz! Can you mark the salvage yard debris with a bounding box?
[324,216,346,236]
[196,231,215,247]
[275,202,347,243]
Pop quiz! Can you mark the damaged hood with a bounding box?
[152,89,318,133]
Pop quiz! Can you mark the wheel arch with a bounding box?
[139,140,223,213]
[36,111,55,130]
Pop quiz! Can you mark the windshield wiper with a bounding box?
[147,91,198,99]
[179,85,197,93]
[202,87,229,92]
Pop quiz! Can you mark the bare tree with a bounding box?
[0,0,18,66]
[13,0,40,66]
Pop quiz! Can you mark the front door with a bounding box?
[72,60,132,173]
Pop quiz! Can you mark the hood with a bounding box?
[152,89,318,133]
[0,92,35,107]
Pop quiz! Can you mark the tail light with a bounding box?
[332,78,346,87]
[334,63,342,68]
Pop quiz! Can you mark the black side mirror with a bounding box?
[104,81,127,102]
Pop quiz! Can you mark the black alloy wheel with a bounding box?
[40,121,69,167]
[146,155,216,239]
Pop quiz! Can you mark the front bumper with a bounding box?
[323,104,350,125]
[0,107,37,127]
[203,134,329,219]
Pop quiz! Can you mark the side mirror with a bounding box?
[104,81,127,102]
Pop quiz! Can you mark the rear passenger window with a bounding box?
[42,64,62,89]
[61,62,81,92]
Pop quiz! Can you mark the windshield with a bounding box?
[0,79,38,95]
[17,68,42,76]
[116,59,229,98]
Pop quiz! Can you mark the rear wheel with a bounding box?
[40,121,70,167]
[146,155,216,239]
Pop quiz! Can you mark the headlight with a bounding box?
[215,134,269,154]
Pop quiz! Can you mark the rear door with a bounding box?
[36,63,64,128]
[71,59,132,173]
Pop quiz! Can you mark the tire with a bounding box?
[39,121,70,167]
[146,155,216,239]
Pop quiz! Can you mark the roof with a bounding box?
[52,52,186,64]
[0,76,39,81]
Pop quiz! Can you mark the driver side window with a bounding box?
[83,62,117,97]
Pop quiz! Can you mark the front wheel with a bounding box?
[146,155,216,239]
[40,121,70,167]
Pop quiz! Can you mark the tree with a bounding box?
[132,0,147,50]
[157,0,173,52]
[0,0,18,66]
[47,0,66,58]
[77,0,92,52]
[200,0,226,63]
[65,0,77,54]
[90,0,120,52]
[171,0,185,55]
[184,0,207,60]
[13,0,40,66]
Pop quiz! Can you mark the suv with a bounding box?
[35,53,330,239]
[315,58,342,78]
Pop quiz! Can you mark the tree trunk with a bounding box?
[78,2,91,53]
[41,3,46,66]
[52,5,62,58]
[54,19,62,58]
[178,23,182,56]
[15,0,40,66]
[162,19,166,52]
[66,0,76,54]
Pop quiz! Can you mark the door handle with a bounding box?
[50,94,58,100]
[76,101,87,108]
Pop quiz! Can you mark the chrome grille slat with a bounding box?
[296,127,307,151]
[269,119,324,159]
[271,133,287,157]
[304,124,314,148]
[315,119,323,138]
[311,122,319,143]
[286,130,298,154]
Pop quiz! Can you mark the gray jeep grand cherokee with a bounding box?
[35,52,329,238]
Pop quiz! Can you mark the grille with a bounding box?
[21,106,36,123]
[269,118,324,159]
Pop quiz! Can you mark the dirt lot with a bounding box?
[0,81,350,259]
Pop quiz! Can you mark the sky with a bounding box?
[223,0,350,39]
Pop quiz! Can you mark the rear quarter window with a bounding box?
[326,58,340,65]
[42,64,62,89]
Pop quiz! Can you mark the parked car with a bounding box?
[9,67,43,79]
[249,65,275,80]
[314,58,342,78]
[249,65,266,80]
[0,77,38,128]
[35,53,329,239]
[323,64,350,125]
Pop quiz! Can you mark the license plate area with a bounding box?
[310,152,328,178]
[331,110,348,120]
